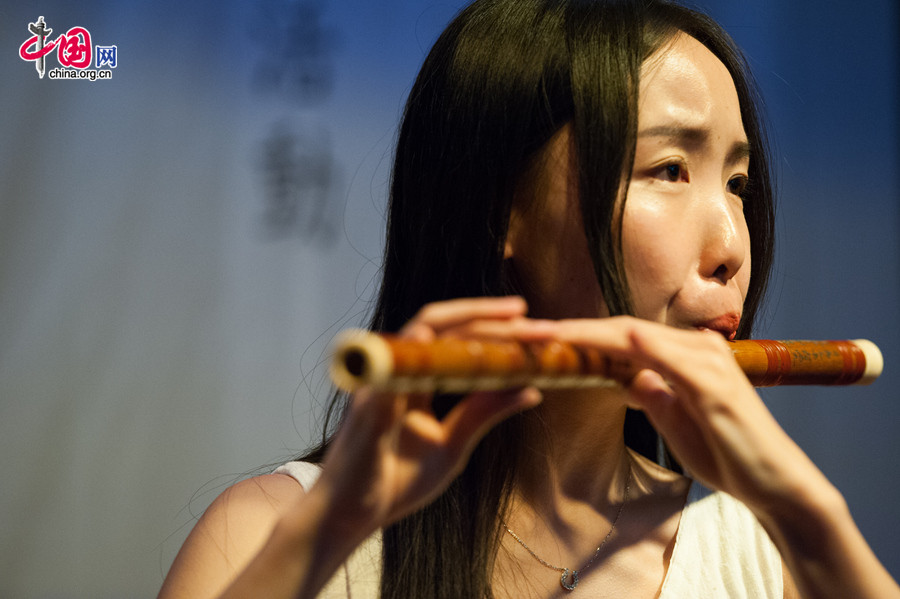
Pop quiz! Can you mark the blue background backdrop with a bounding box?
[1,1,897,596]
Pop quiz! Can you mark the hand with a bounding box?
[553,316,900,599]
[554,316,824,513]
[314,297,550,541]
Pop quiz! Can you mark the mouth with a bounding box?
[695,313,740,341]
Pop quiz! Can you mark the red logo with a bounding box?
[19,16,115,81]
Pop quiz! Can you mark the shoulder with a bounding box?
[665,483,784,598]
[688,483,800,599]
[204,471,307,529]
[159,472,306,598]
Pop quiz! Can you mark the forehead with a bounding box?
[638,33,744,134]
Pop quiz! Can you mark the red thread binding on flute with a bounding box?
[832,340,865,385]
[755,340,791,387]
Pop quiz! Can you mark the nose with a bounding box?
[700,195,747,285]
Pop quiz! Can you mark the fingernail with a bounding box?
[521,387,543,405]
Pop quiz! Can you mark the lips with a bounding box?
[695,313,740,340]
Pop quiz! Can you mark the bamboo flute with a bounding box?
[329,330,883,393]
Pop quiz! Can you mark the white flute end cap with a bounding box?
[851,339,883,385]
[330,329,394,392]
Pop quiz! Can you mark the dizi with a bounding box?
[329,330,883,393]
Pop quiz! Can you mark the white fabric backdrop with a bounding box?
[0,1,897,596]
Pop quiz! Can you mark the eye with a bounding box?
[727,175,749,197]
[656,161,688,183]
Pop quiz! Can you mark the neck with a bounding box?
[517,387,632,513]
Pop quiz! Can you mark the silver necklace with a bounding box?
[502,464,632,592]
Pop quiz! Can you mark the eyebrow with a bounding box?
[638,125,751,166]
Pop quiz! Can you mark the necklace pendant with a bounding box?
[560,568,579,591]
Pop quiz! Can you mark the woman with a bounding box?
[159,1,899,597]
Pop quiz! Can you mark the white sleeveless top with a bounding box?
[274,461,783,598]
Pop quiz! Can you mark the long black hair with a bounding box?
[305,1,775,597]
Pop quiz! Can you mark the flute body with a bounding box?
[329,330,883,393]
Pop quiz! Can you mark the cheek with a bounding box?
[621,201,690,317]
[737,222,752,298]
[508,197,608,319]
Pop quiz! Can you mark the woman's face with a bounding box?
[506,33,751,339]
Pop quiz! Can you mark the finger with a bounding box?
[405,391,433,412]
[401,296,529,336]
[553,315,650,353]
[323,389,406,482]
[628,369,713,476]
[628,368,676,411]
[402,321,438,342]
[440,316,559,341]
[339,388,407,446]
[555,316,720,369]
[627,325,746,396]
